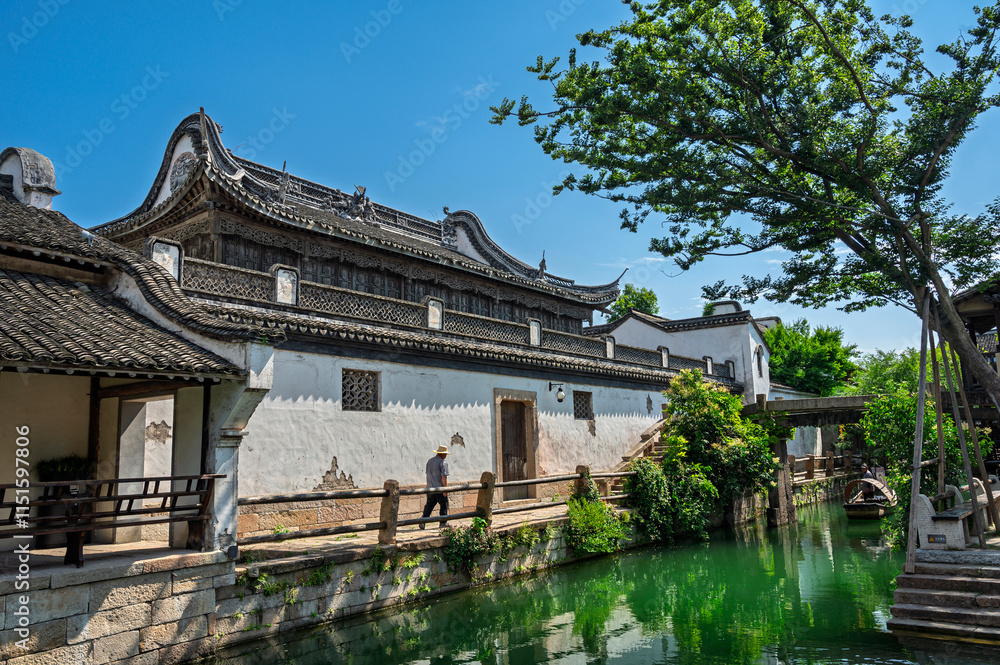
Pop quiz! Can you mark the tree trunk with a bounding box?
[935,294,1000,412]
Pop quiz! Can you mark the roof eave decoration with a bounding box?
[93,110,622,306]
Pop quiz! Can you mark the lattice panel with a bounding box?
[299,282,425,327]
[541,330,606,358]
[573,391,593,420]
[615,344,662,367]
[342,369,380,412]
[443,311,530,345]
[182,259,274,302]
[714,363,731,378]
[669,355,709,373]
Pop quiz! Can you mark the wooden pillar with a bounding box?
[378,479,400,545]
[87,376,101,477]
[767,437,796,527]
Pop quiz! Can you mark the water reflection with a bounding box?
[215,503,990,665]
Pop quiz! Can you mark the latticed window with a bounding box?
[342,369,380,412]
[573,391,593,420]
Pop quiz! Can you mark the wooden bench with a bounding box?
[0,474,223,567]
[916,476,1000,550]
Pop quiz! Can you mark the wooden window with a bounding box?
[387,275,402,300]
[573,391,593,420]
[342,369,380,412]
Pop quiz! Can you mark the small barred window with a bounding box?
[573,391,593,420]
[342,369,380,412]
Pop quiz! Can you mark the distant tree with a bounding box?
[763,320,857,396]
[490,0,1000,413]
[607,283,658,322]
[838,346,962,396]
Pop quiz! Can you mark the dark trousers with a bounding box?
[422,493,449,521]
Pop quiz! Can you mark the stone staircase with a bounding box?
[603,419,667,494]
[888,550,1000,643]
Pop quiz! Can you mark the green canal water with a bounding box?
[217,503,993,665]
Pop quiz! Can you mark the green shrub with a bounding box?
[565,497,630,556]
[443,517,499,576]
[625,454,718,543]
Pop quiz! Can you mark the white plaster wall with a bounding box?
[0,372,91,551]
[769,384,822,458]
[454,227,490,264]
[153,134,196,206]
[608,318,761,399]
[237,350,662,494]
[748,324,771,399]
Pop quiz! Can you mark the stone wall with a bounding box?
[0,550,235,665]
[792,476,852,508]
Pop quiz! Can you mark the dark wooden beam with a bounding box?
[87,376,100,476]
[96,380,193,400]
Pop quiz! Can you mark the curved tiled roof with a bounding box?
[0,268,241,377]
[199,301,741,389]
[0,197,281,343]
[93,111,621,306]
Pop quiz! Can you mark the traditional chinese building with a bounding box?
[92,110,738,511]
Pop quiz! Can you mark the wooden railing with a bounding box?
[788,452,857,483]
[236,466,636,547]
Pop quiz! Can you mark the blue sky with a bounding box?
[1,0,992,354]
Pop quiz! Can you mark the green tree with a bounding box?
[838,346,962,396]
[607,283,658,322]
[763,319,857,395]
[491,1,1000,411]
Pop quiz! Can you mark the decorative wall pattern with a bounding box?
[342,369,380,411]
[444,311,531,345]
[182,258,274,302]
[300,282,426,328]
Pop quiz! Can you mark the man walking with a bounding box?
[419,445,449,529]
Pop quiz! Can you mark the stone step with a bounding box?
[896,573,1000,594]
[894,587,1000,609]
[891,603,1000,628]
[916,549,1000,567]
[886,616,981,640]
[914,562,1000,580]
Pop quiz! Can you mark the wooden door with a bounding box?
[501,400,528,500]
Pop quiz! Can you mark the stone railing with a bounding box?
[179,258,733,380]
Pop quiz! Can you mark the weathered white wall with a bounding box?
[769,384,822,458]
[153,134,196,206]
[0,372,92,551]
[609,318,769,402]
[237,350,662,494]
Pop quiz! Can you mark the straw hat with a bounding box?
[434,445,449,455]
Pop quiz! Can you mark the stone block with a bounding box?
[92,630,140,665]
[0,617,66,660]
[4,585,89,629]
[151,588,215,626]
[141,614,208,650]
[237,513,259,535]
[6,641,91,665]
[172,562,233,583]
[0,574,50,596]
[257,509,318,533]
[89,572,171,612]
[109,651,158,665]
[285,597,324,622]
[214,572,237,588]
[66,602,151,643]
[153,633,218,664]
[48,561,144,590]
[173,577,213,594]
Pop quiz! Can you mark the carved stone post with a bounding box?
[805,455,814,480]
[575,465,591,497]
[476,471,496,525]
[378,479,400,545]
[826,451,835,476]
[845,449,853,473]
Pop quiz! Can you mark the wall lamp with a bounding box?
[549,382,566,402]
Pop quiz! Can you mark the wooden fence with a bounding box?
[236,466,635,547]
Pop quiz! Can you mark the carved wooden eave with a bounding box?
[93,110,622,309]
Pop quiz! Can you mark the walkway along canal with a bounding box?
[210,502,998,665]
